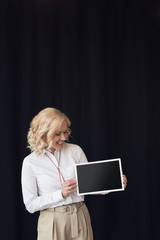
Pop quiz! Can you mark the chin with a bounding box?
[57,144,64,150]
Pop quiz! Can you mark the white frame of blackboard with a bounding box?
[75,158,124,195]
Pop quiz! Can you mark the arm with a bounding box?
[75,146,109,195]
[76,145,88,164]
[21,160,64,213]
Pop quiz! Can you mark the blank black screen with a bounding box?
[76,160,122,194]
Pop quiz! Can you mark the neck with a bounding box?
[50,148,55,155]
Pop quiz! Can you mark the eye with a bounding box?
[55,133,61,136]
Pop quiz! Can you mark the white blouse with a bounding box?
[21,143,87,213]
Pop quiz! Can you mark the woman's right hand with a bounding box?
[61,179,78,198]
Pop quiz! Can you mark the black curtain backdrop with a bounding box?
[1,0,160,239]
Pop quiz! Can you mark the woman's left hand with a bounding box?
[123,174,127,189]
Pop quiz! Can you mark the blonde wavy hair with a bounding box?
[27,108,71,155]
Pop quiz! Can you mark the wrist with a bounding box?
[61,190,65,199]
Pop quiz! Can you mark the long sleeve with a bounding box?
[76,145,88,164]
[76,146,109,195]
[21,160,64,213]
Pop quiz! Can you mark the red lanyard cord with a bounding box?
[45,151,65,187]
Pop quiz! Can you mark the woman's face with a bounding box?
[51,121,69,153]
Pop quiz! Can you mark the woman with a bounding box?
[21,107,127,240]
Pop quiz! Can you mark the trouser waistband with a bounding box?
[44,201,84,214]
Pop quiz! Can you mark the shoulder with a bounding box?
[63,143,87,163]
[63,142,83,153]
[22,151,39,167]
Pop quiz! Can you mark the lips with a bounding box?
[57,141,64,145]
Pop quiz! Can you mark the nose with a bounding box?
[61,133,66,141]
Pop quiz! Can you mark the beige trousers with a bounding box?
[37,202,93,240]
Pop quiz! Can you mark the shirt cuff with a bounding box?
[53,189,64,202]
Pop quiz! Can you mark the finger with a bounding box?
[70,188,78,193]
[65,179,76,183]
[63,179,77,186]
[123,179,127,184]
[123,175,126,180]
[123,181,127,188]
[123,176,127,183]
[66,187,78,194]
[65,182,77,189]
[65,183,77,191]
[62,186,77,197]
